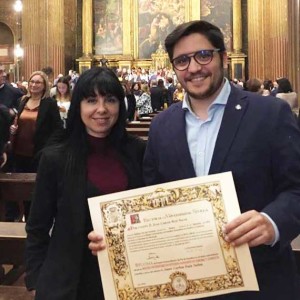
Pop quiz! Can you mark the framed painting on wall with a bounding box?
[135,0,200,60]
[94,0,123,55]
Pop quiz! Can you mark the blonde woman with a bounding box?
[10,71,63,173]
[173,83,185,103]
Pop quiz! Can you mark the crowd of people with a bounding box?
[0,19,300,300]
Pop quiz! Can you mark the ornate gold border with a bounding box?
[100,181,244,299]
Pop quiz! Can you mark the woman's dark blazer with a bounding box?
[17,96,63,154]
[25,135,146,299]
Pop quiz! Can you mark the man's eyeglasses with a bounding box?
[171,49,221,71]
[29,80,44,85]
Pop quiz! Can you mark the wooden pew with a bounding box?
[126,127,149,137]
[0,173,36,221]
[0,222,26,285]
[126,121,151,128]
[149,111,162,118]
[0,286,34,300]
[138,116,152,122]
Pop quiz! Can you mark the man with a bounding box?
[150,79,166,112]
[166,77,176,106]
[143,20,300,299]
[0,70,23,119]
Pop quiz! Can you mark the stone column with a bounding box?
[22,0,65,80]
[248,0,288,81]
[82,0,93,58]
[22,0,41,79]
[77,0,94,73]
[229,0,246,80]
[46,0,65,80]
[232,0,242,53]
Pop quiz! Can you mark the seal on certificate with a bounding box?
[103,204,122,227]
[170,272,188,294]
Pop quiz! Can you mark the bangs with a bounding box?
[79,71,124,101]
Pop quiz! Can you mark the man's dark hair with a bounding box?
[41,66,53,77]
[165,20,226,61]
[167,77,173,84]
[277,77,293,93]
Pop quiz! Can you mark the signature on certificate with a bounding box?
[147,252,160,260]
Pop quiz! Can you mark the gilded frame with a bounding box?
[92,0,200,67]
[133,0,201,61]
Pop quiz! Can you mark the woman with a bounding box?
[10,70,63,172]
[131,81,142,101]
[276,77,298,113]
[25,67,146,300]
[54,76,72,127]
[136,83,153,117]
[173,82,185,103]
[262,80,273,96]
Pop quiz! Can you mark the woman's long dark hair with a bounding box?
[66,67,127,150]
[50,67,128,198]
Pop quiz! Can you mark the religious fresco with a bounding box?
[138,0,185,59]
[200,0,232,52]
[94,0,123,55]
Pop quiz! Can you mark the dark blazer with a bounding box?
[17,96,63,154]
[143,86,300,299]
[25,135,146,300]
[0,83,23,110]
[125,93,136,121]
[150,86,166,111]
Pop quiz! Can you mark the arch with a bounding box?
[0,22,15,68]
[0,22,14,45]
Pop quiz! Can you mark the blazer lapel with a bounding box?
[35,98,48,129]
[209,87,249,174]
[168,104,196,178]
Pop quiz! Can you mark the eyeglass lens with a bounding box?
[30,80,43,85]
[172,49,218,70]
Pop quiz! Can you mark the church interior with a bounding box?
[0,0,299,94]
[1,1,300,299]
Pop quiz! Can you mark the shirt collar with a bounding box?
[182,78,231,114]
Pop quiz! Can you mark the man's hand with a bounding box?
[223,210,275,247]
[88,231,106,256]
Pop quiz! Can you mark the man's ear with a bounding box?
[222,51,228,69]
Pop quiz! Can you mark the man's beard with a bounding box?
[187,69,224,101]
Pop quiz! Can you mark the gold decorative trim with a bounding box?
[100,181,244,298]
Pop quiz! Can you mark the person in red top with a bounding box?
[10,70,62,172]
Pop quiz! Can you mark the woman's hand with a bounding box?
[88,231,106,256]
[10,124,18,135]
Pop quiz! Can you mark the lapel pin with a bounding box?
[235,104,242,110]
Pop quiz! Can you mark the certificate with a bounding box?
[88,172,259,299]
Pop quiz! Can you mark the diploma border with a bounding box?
[100,180,246,299]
